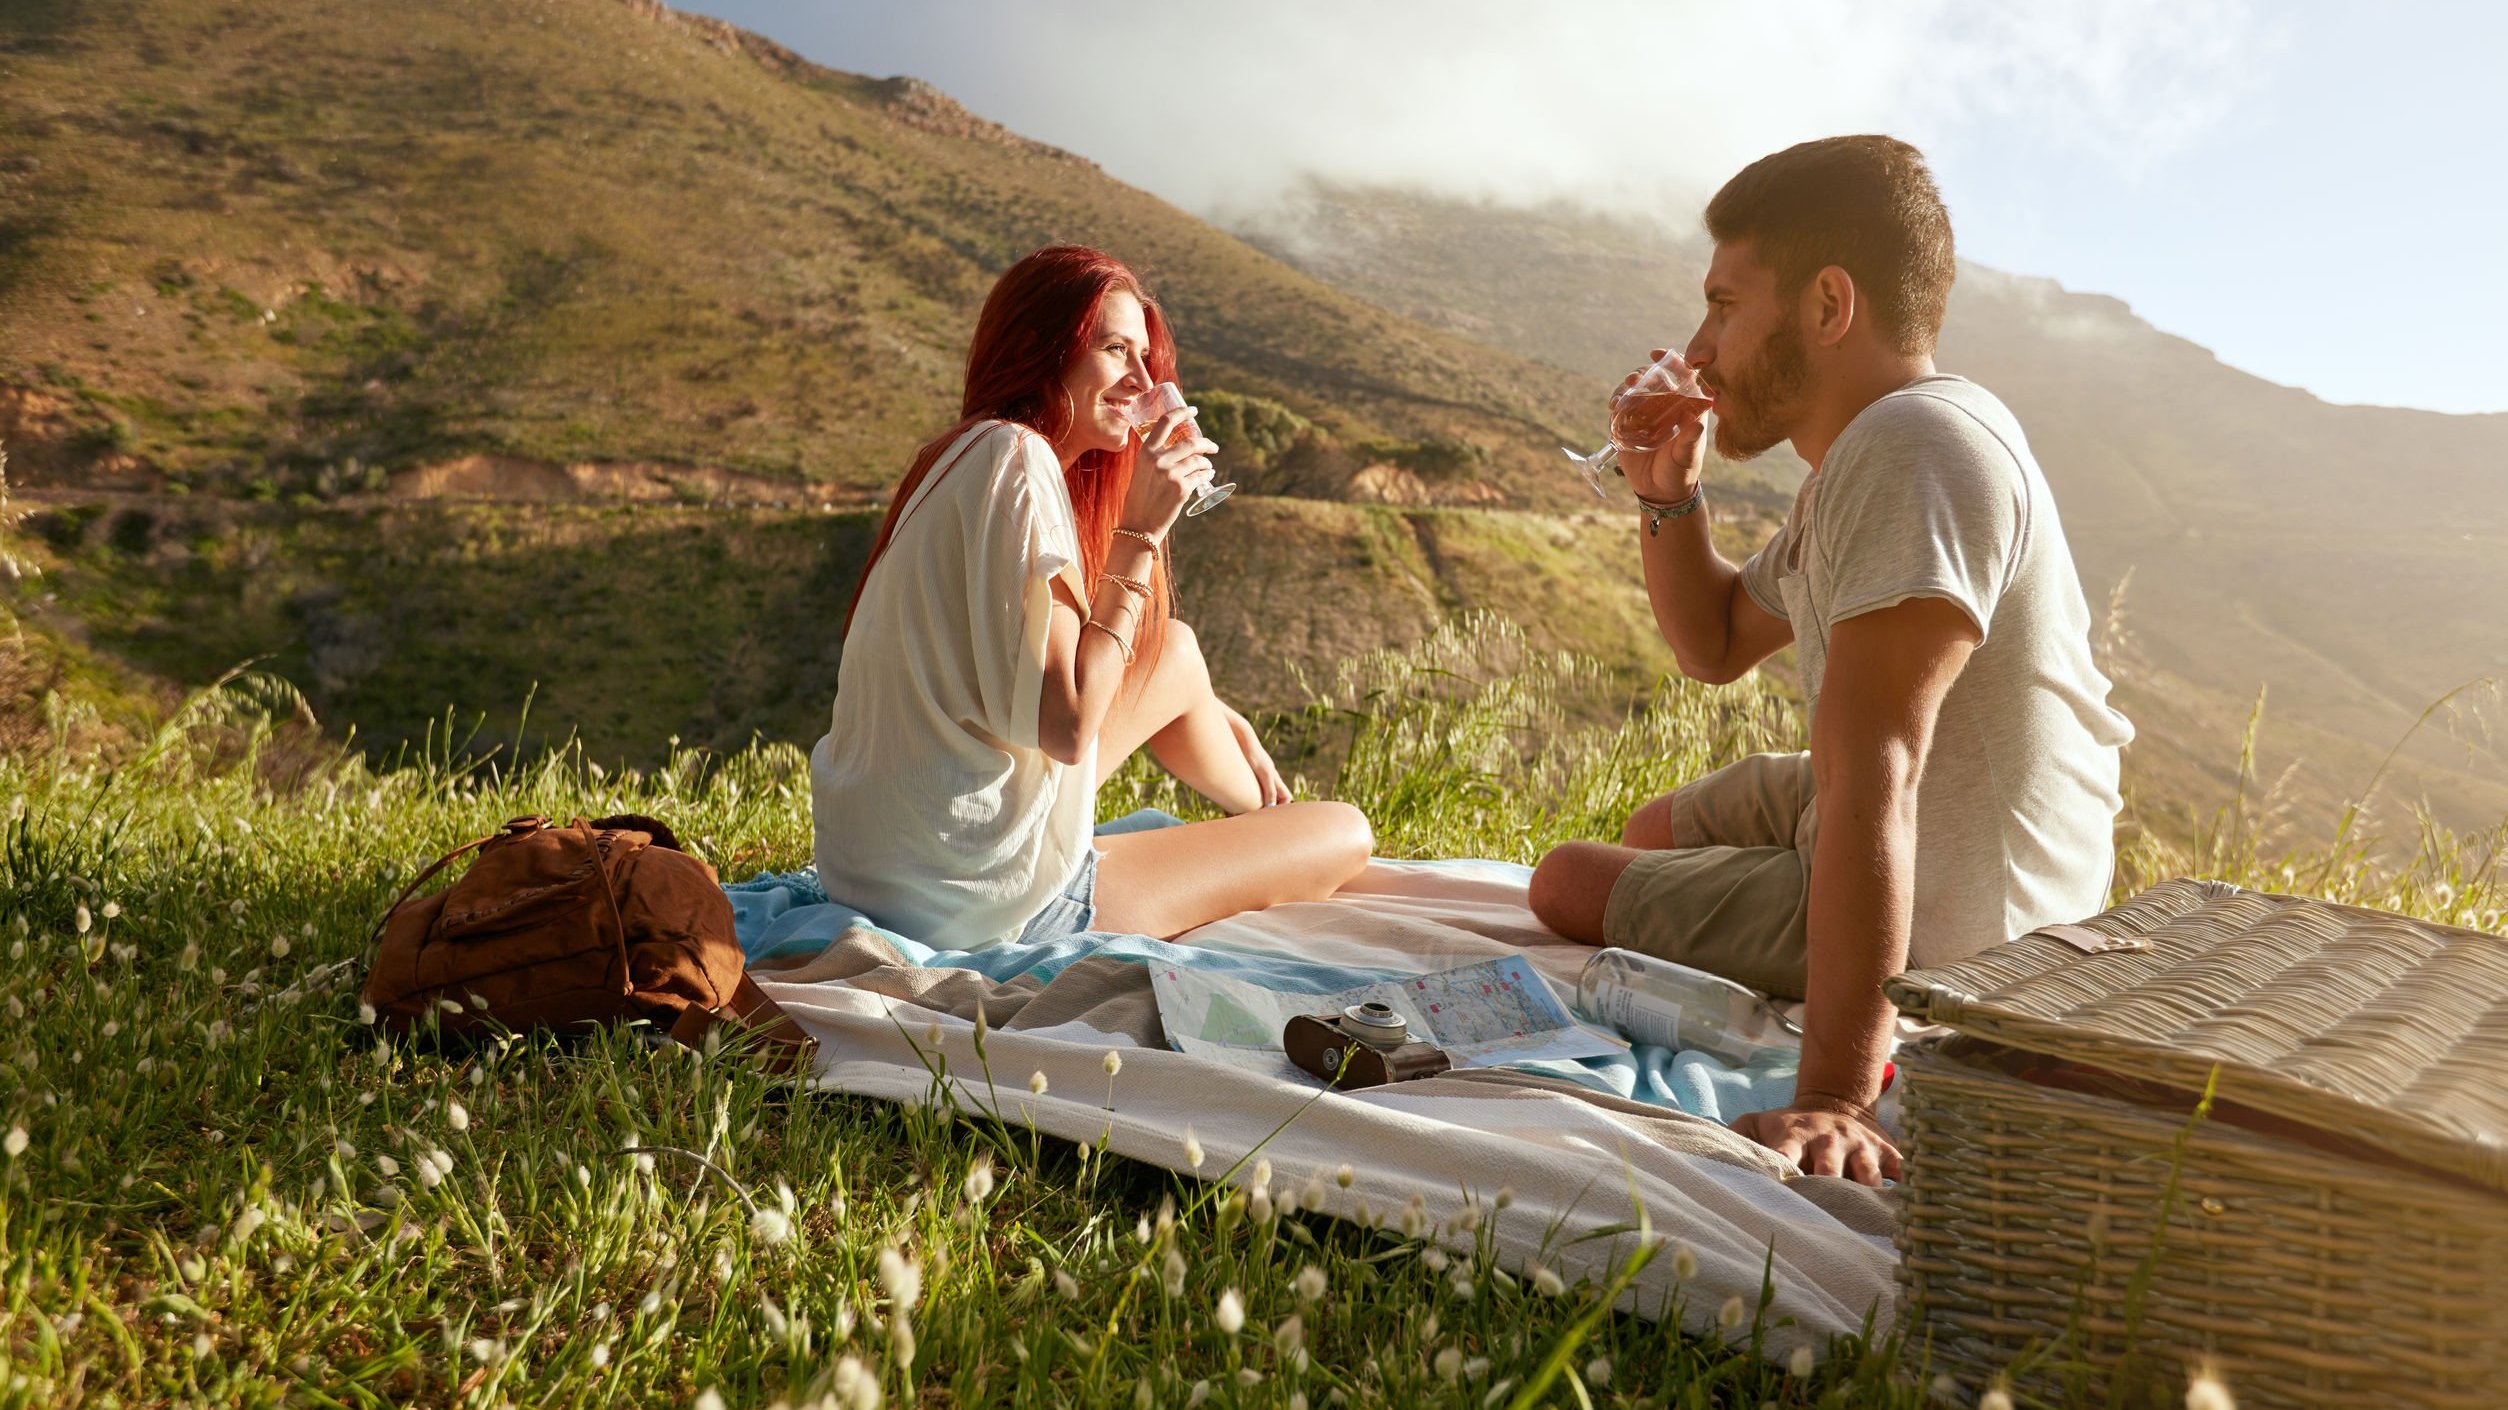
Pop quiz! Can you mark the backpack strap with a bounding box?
[364,814,549,953]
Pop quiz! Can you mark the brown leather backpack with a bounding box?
[362,813,812,1066]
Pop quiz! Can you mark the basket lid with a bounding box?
[1886,878,2508,1196]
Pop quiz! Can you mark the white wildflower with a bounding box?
[1531,1264,1565,1297]
[890,1311,915,1369]
[1214,1288,1244,1334]
[1186,1381,1212,1409]
[1435,1347,1462,1383]
[1464,1356,1490,1380]
[100,901,122,920]
[2185,1364,2237,1410]
[1980,1386,2015,1410]
[1449,1273,1475,1301]
[3,1126,24,1159]
[1162,1245,1187,1297]
[1028,1069,1048,1096]
[1584,1355,1613,1388]
[752,1207,793,1245]
[1301,1173,1328,1211]
[1252,1157,1272,1190]
[963,1159,995,1205]
[1422,1248,1449,1274]
[375,1153,400,1177]
[1789,1344,1815,1377]
[693,1389,726,1410]
[1672,1243,1699,1280]
[445,1100,468,1133]
[1273,1313,1304,1358]
[1293,1264,1327,1302]
[876,1246,921,1310]
[271,936,291,958]
[575,1164,591,1188]
[193,1331,214,1358]
[74,904,91,935]
[1182,1126,1204,1170]
[1717,1294,1746,1330]
[1103,1050,1123,1076]
[590,1340,612,1368]
[1052,1268,1079,1300]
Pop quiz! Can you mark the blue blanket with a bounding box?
[726,811,1799,1123]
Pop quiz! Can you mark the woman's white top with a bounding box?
[810,420,1095,950]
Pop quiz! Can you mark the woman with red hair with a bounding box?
[811,245,1373,948]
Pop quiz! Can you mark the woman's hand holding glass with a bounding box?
[1118,404,1219,540]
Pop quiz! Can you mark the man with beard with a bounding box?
[1527,136,2134,1185]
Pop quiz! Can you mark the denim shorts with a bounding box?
[1014,846,1100,943]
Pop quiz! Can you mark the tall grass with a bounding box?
[1,615,2499,1407]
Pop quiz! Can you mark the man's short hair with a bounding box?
[1704,135,1955,355]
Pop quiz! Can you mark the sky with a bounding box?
[687,1,2508,415]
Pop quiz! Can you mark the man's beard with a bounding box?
[1711,318,1811,462]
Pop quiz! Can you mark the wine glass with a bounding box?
[1563,351,1714,501]
[1128,382,1233,516]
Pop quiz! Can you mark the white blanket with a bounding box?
[753,861,1900,1355]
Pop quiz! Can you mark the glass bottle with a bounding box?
[1573,947,1799,1063]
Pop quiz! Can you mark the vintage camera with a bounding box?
[1282,1002,1453,1089]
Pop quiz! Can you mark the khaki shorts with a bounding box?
[1601,751,1818,1000]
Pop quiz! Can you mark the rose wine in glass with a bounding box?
[1563,351,1713,501]
[1129,381,1233,516]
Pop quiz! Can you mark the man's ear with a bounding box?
[1808,266,1857,349]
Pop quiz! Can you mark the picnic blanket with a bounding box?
[734,847,1903,1354]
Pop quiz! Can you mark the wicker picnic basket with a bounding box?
[1885,878,2508,1409]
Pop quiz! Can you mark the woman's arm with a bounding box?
[1034,411,1213,764]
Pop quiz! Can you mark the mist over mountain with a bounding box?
[1233,185,2508,830]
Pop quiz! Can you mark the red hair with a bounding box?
[848,245,1177,667]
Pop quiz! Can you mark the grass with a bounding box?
[2,614,2502,1407]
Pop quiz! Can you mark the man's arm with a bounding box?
[1732,594,1977,1183]
[1637,498,1794,686]
[1615,378,1791,685]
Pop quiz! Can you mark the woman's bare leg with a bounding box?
[1093,620,1262,814]
[1091,802,1373,939]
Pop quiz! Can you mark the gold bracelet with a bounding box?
[1083,617,1136,664]
[1112,526,1163,554]
[1101,571,1153,600]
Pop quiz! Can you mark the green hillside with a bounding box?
[8,487,1782,765]
[0,0,1597,503]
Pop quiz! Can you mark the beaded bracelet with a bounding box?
[1112,526,1163,554]
[1635,487,1705,537]
[1101,571,1153,600]
[1083,618,1136,664]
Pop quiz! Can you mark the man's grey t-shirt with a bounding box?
[1738,374,2134,968]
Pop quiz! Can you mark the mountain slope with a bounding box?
[1234,186,2508,830]
[0,0,1596,501]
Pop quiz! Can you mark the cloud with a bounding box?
[696,0,2272,216]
